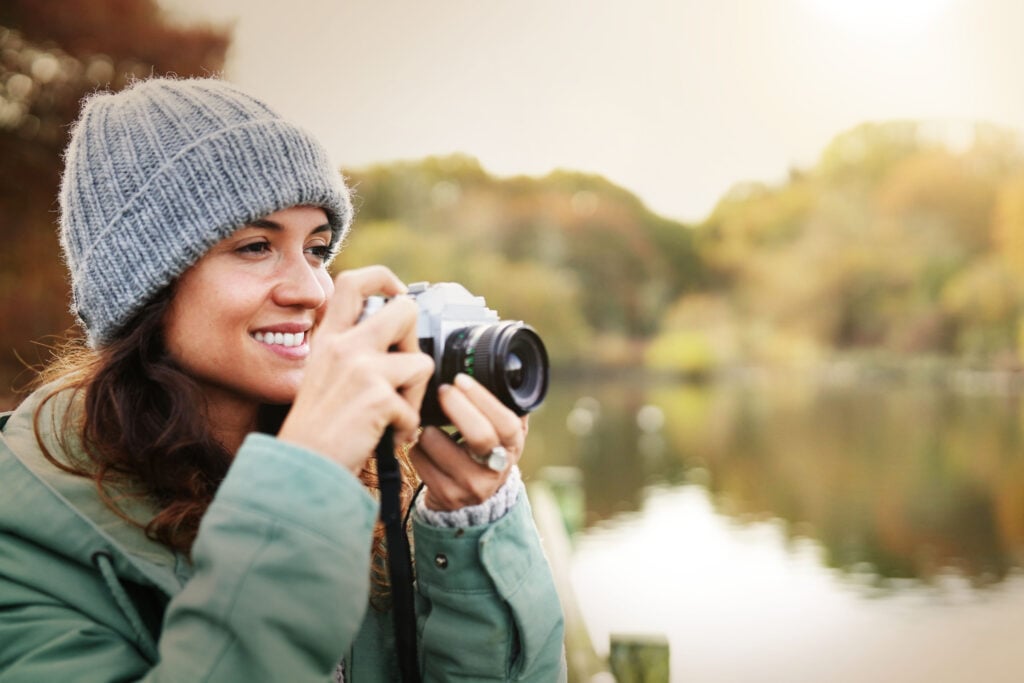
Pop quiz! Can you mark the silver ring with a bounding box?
[470,445,509,472]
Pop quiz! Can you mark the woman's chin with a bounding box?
[259,386,300,406]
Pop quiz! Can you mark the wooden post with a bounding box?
[531,470,671,683]
[528,476,608,682]
[537,465,585,536]
[609,633,670,683]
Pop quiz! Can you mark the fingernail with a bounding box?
[438,383,453,395]
[454,373,475,389]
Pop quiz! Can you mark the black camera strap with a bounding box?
[375,426,421,683]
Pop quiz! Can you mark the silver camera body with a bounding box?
[362,282,549,426]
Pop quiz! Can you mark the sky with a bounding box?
[159,0,1024,223]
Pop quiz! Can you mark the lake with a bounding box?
[523,368,1024,682]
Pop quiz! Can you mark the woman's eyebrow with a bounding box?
[246,218,283,230]
[245,218,332,234]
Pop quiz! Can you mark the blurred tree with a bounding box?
[0,0,228,75]
[645,294,735,378]
[0,1,229,404]
[346,120,1024,374]
[940,256,1023,362]
[694,120,1024,367]
[991,173,1024,273]
[875,148,997,290]
[345,157,707,344]
[817,120,925,186]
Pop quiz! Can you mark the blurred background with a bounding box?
[4,1,1024,681]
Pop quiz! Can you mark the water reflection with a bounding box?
[570,484,1024,683]
[525,370,1024,587]
[522,371,1024,681]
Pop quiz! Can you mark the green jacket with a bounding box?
[0,388,566,682]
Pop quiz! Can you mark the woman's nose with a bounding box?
[272,256,328,309]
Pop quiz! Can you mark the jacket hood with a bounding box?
[0,386,186,597]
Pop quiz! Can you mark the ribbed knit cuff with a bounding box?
[415,466,522,528]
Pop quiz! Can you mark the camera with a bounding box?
[361,282,549,426]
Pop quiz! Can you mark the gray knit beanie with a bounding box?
[59,76,353,347]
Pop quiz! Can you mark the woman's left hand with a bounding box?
[409,373,528,511]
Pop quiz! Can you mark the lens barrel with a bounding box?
[441,322,549,416]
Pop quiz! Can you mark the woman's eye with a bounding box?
[237,241,270,255]
[307,244,331,262]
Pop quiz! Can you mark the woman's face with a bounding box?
[163,205,335,413]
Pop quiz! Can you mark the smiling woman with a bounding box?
[163,206,335,428]
[0,76,566,683]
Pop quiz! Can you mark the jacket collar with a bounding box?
[0,386,187,596]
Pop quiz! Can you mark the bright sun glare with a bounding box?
[805,0,955,35]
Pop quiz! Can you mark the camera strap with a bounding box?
[375,426,421,683]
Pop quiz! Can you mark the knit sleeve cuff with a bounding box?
[414,466,523,528]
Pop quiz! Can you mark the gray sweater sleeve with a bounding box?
[414,466,522,528]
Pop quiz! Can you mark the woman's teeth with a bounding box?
[253,331,305,348]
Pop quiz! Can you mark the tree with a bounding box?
[991,173,1024,274]
[693,120,1024,365]
[345,158,707,341]
[0,1,230,405]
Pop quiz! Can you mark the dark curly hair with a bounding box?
[33,285,417,606]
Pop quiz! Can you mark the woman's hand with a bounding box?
[278,266,435,474]
[410,373,529,511]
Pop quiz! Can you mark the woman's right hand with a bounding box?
[277,265,435,474]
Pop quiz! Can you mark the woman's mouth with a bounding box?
[252,330,307,348]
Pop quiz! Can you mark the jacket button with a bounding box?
[434,553,449,569]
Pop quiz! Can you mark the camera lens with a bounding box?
[505,353,524,389]
[441,322,549,415]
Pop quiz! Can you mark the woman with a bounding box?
[0,77,565,682]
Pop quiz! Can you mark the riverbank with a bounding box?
[556,351,1024,397]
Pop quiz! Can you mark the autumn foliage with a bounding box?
[684,121,1024,370]
[0,0,229,405]
[5,2,1024,411]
